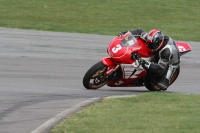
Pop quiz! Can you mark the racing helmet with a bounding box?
[147,29,164,51]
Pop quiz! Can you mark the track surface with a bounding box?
[0,28,199,133]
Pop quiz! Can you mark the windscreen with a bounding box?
[120,34,137,47]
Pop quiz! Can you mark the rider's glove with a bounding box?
[118,31,128,36]
[138,58,151,69]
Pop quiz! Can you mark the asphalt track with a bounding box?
[0,28,199,133]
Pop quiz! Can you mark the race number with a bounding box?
[128,40,134,45]
[178,46,186,52]
[112,44,122,53]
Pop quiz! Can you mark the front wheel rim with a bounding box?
[89,67,108,88]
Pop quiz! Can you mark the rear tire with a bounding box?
[145,66,180,91]
[83,61,109,89]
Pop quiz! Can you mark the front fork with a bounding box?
[101,57,120,79]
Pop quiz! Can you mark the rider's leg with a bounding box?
[157,65,179,90]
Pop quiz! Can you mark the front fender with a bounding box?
[101,57,116,66]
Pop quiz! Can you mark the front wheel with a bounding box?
[83,61,109,89]
[145,66,180,91]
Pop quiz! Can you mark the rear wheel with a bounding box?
[169,66,180,85]
[145,66,180,91]
[83,61,109,89]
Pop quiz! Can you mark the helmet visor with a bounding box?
[147,42,159,51]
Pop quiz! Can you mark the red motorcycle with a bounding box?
[83,32,192,91]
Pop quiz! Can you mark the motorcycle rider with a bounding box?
[118,29,180,90]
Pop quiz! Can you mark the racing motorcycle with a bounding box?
[83,32,192,91]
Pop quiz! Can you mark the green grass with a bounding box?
[51,92,200,133]
[0,0,200,41]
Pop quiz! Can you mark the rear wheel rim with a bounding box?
[169,68,179,85]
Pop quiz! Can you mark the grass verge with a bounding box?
[51,92,200,133]
[0,0,200,41]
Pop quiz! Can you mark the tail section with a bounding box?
[175,41,192,56]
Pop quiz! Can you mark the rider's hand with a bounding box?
[138,58,151,69]
[118,31,127,36]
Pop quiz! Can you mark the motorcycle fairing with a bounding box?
[106,56,155,87]
[106,60,147,87]
[175,41,192,56]
[120,62,146,79]
[107,32,154,64]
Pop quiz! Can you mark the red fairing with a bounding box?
[107,32,154,64]
[175,41,192,53]
[104,32,154,87]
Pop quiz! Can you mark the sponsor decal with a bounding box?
[115,81,124,86]
[178,46,186,52]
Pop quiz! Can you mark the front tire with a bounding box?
[83,61,109,89]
